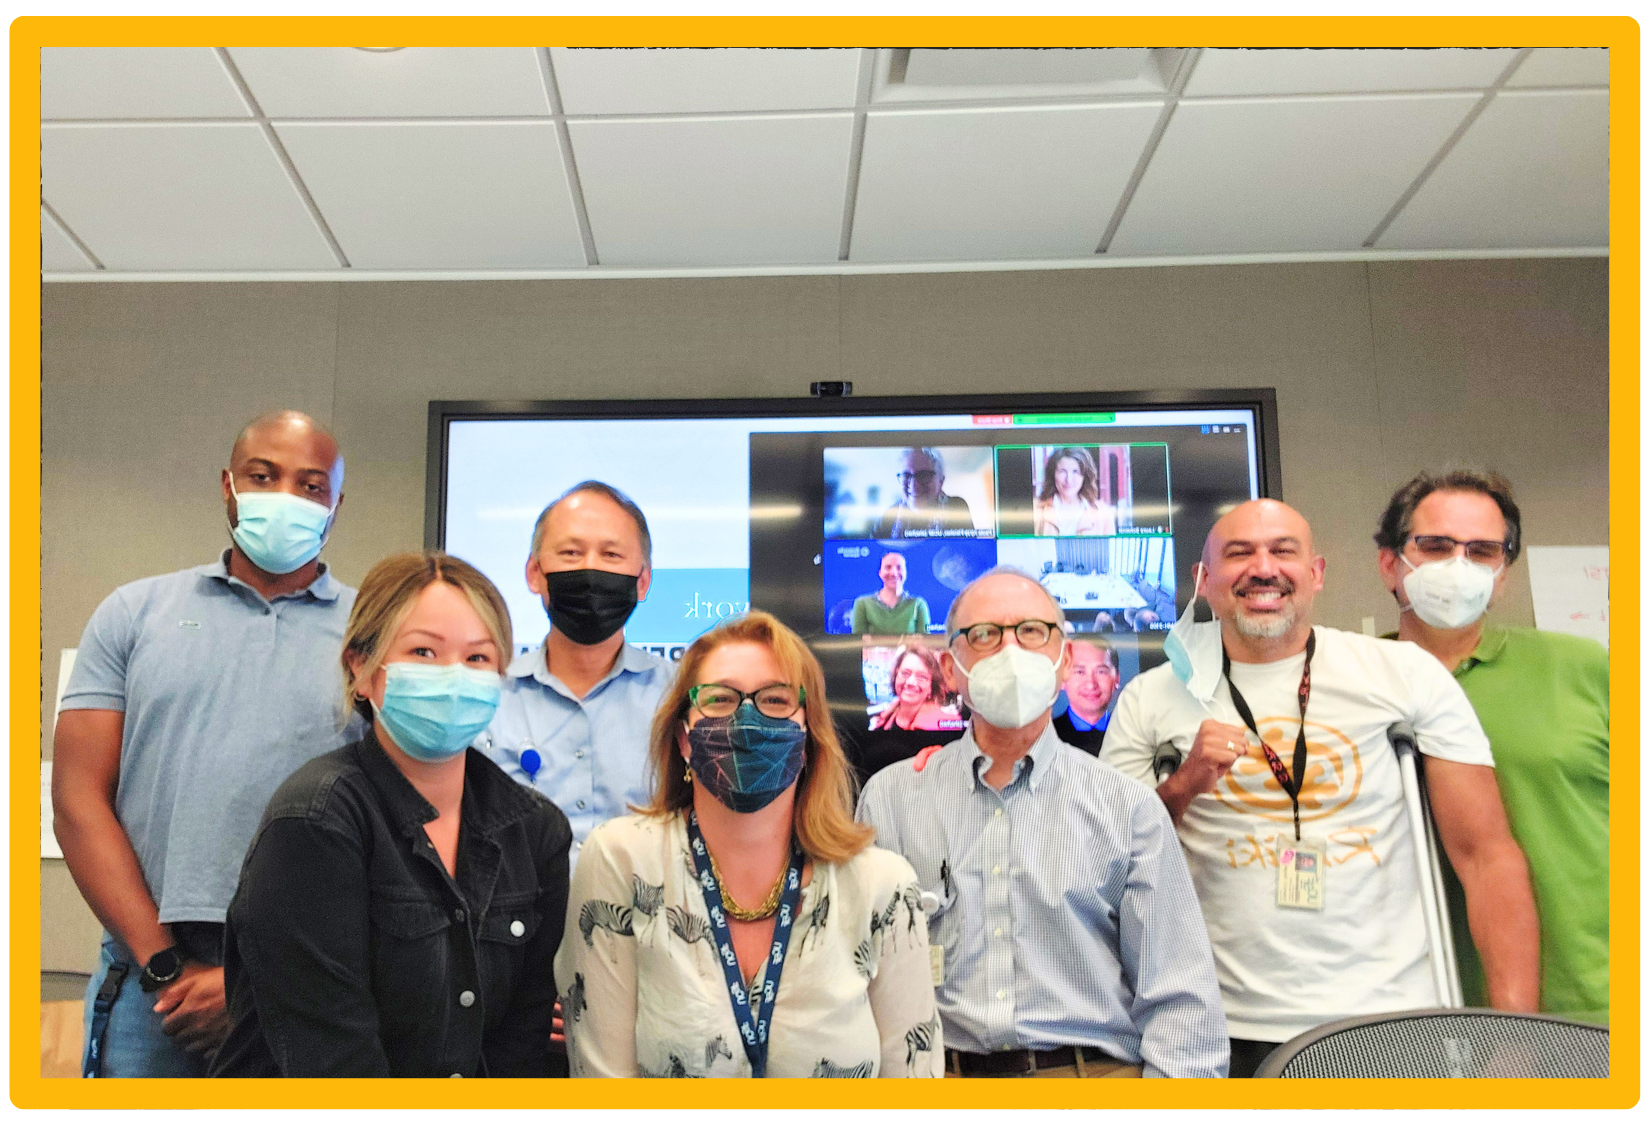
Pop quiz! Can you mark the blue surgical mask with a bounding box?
[375,662,502,763]
[228,475,334,575]
[686,701,807,814]
[1163,564,1224,707]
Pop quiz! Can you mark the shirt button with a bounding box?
[459,990,476,1008]
[575,748,586,759]
[996,989,1006,1000]
[510,919,526,937]
[576,799,586,809]
[993,808,1003,818]
[992,865,1002,876]
[994,927,1004,938]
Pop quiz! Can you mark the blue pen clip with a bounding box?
[519,747,542,781]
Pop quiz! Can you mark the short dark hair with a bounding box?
[529,480,652,565]
[1374,470,1522,564]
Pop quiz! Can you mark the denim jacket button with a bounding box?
[459,990,476,1008]
[510,920,526,937]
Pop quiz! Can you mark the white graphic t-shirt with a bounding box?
[1102,626,1493,1041]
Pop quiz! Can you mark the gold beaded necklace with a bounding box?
[706,849,788,922]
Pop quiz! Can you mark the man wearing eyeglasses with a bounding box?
[857,566,1229,1078]
[1376,471,1608,1026]
[1103,499,1538,1077]
[871,447,976,539]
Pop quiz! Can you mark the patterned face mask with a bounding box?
[686,702,807,814]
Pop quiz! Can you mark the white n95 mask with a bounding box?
[954,640,1065,731]
[1401,554,1499,630]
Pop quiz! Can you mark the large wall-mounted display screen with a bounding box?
[430,391,1280,778]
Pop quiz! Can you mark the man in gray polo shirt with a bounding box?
[53,410,360,1077]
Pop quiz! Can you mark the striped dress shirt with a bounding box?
[857,722,1228,1078]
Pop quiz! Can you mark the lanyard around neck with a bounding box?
[1222,629,1316,842]
[685,810,804,1078]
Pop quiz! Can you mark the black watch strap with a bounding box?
[139,946,185,993]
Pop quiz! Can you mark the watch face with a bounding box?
[149,949,183,980]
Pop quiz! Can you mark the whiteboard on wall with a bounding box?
[42,648,76,859]
[1526,546,1609,650]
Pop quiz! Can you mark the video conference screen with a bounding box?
[435,394,1275,778]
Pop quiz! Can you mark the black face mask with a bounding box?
[541,568,640,646]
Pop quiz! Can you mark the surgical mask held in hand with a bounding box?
[376,661,502,763]
[541,568,640,646]
[686,702,807,814]
[1401,554,1499,630]
[954,640,1065,731]
[228,476,333,575]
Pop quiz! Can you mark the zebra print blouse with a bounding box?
[553,813,943,1078]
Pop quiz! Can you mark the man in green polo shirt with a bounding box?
[1374,470,1608,1024]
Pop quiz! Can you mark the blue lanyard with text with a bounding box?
[685,809,804,1078]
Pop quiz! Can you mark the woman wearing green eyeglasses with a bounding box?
[553,610,942,1078]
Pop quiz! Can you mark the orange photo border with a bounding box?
[10,14,1639,1110]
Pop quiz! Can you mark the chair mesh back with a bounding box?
[1269,1011,1609,1078]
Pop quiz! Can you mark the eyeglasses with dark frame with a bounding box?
[1406,534,1510,567]
[895,469,938,485]
[686,682,806,720]
[950,620,1063,653]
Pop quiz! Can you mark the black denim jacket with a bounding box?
[211,732,571,1077]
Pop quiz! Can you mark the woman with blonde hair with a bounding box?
[1032,446,1116,537]
[555,611,942,1078]
[213,551,571,1077]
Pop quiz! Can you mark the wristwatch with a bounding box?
[138,946,185,993]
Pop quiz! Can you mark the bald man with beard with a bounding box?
[1102,500,1537,1076]
[54,410,363,1077]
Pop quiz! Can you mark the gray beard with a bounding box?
[1231,602,1299,639]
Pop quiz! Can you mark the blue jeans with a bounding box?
[81,934,208,1078]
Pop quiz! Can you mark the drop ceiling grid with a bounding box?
[568,114,856,267]
[34,47,1613,275]
[41,122,340,271]
[275,122,586,269]
[850,103,1167,262]
[1376,90,1609,250]
[1107,94,1485,256]
[225,47,553,118]
[40,206,94,270]
[40,47,250,120]
[549,47,862,115]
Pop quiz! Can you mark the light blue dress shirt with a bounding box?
[856,722,1228,1078]
[478,639,673,870]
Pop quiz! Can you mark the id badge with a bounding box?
[929,944,945,986]
[1276,839,1325,911]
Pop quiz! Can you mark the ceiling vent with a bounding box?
[874,48,1185,103]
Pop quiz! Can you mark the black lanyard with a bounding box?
[685,810,804,1078]
[1222,629,1316,842]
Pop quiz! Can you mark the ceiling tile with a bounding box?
[1109,94,1479,256]
[42,123,337,270]
[551,48,861,115]
[41,47,249,119]
[227,48,550,118]
[1185,49,1520,97]
[41,207,94,270]
[275,122,585,269]
[569,114,853,266]
[1506,48,1609,88]
[1378,90,1607,250]
[851,103,1164,262]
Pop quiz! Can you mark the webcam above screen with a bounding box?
[428,389,1280,779]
